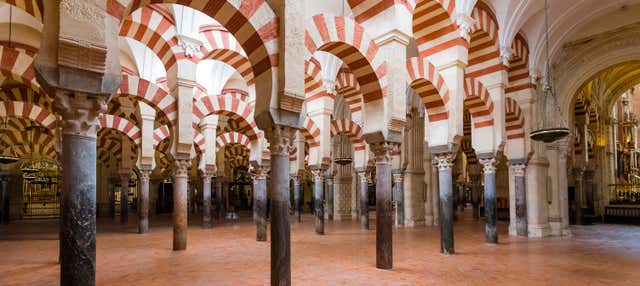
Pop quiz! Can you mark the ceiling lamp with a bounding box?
[529,0,570,143]
[334,133,353,165]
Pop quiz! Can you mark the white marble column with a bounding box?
[138,168,152,233]
[201,169,215,228]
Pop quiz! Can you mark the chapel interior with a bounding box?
[1,0,640,285]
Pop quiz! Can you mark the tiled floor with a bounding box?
[1,210,639,285]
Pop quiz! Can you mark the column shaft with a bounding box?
[394,173,404,226]
[202,173,213,228]
[370,141,397,270]
[313,171,325,235]
[120,174,130,224]
[574,168,585,225]
[435,154,454,254]
[138,170,151,233]
[293,176,301,223]
[515,173,527,236]
[326,177,334,220]
[1,178,8,224]
[254,172,268,241]
[358,172,369,229]
[172,159,190,250]
[484,170,497,243]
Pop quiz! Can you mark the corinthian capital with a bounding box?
[53,90,108,138]
[172,159,191,178]
[479,157,497,174]
[266,125,295,156]
[369,141,399,164]
[433,153,455,171]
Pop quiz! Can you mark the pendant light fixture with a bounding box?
[529,0,570,143]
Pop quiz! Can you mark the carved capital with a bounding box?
[392,172,404,184]
[138,168,152,181]
[369,141,399,164]
[509,163,527,177]
[358,172,368,184]
[252,164,270,181]
[311,168,325,182]
[455,13,475,42]
[266,125,296,156]
[177,34,202,58]
[433,152,455,171]
[172,159,191,179]
[479,157,497,174]
[54,90,107,138]
[200,168,216,181]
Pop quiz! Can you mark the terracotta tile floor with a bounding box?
[1,210,640,285]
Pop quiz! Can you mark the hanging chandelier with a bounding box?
[334,133,353,165]
[529,0,570,143]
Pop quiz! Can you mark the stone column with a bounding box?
[404,109,426,226]
[138,168,152,234]
[479,157,498,244]
[431,160,440,226]
[584,170,595,216]
[510,162,527,236]
[201,169,215,228]
[468,172,481,220]
[119,172,131,225]
[358,171,369,229]
[434,152,455,254]
[370,141,398,269]
[253,165,269,241]
[54,92,107,285]
[292,175,301,222]
[311,168,326,235]
[393,172,404,226]
[0,176,8,224]
[108,178,116,220]
[573,167,585,225]
[172,159,190,250]
[266,125,295,286]
[558,142,571,235]
[215,177,223,220]
[326,175,334,221]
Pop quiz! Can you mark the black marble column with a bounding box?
[119,173,130,225]
[292,175,301,223]
[267,126,294,286]
[573,167,585,225]
[370,141,397,270]
[469,173,481,220]
[201,170,214,229]
[326,175,334,221]
[215,178,223,220]
[1,176,9,224]
[358,171,369,229]
[434,153,455,254]
[253,166,268,241]
[138,168,152,234]
[480,157,497,244]
[172,159,190,251]
[511,163,527,236]
[393,172,404,226]
[109,179,116,220]
[312,168,325,235]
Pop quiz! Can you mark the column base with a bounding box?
[549,221,562,236]
[404,218,425,227]
[508,224,517,237]
[424,215,435,226]
[528,223,551,238]
[561,227,572,236]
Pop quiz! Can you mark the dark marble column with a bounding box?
[469,172,481,220]
[1,176,9,224]
[511,162,528,236]
[480,157,498,244]
[201,169,214,229]
[434,153,455,254]
[138,168,152,234]
[267,125,295,286]
[292,175,301,223]
[393,172,404,226]
[311,168,325,235]
[172,159,191,251]
[584,170,595,215]
[109,178,116,220]
[326,175,334,221]
[119,172,130,225]
[215,178,223,220]
[370,141,398,270]
[573,167,585,225]
[253,165,269,241]
[358,171,369,229]
[54,92,108,285]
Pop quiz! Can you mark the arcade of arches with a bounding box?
[1,0,640,285]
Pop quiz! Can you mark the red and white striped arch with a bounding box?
[153,124,170,149]
[215,131,250,151]
[406,57,450,122]
[0,86,52,111]
[115,0,278,80]
[221,88,249,102]
[118,74,178,126]
[305,14,387,104]
[463,77,494,128]
[347,0,414,24]
[466,2,502,79]
[0,130,56,159]
[200,25,255,86]
[505,97,524,140]
[506,32,533,94]
[97,134,123,164]
[0,46,44,95]
[304,57,328,102]
[412,0,464,58]
[98,114,142,146]
[335,68,363,115]
[119,7,183,76]
[0,101,57,129]
[299,116,321,148]
[192,94,259,140]
[0,0,44,22]
[193,129,205,154]
[330,119,365,151]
